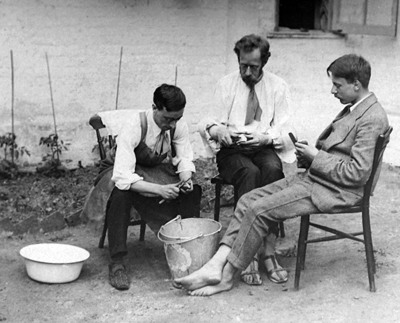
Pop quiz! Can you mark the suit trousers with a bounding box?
[217,146,284,236]
[220,171,321,270]
[216,146,284,199]
[106,185,202,261]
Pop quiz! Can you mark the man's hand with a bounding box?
[178,178,193,194]
[294,140,318,167]
[240,133,272,147]
[159,183,180,201]
[271,136,284,150]
[177,171,194,194]
[209,125,233,147]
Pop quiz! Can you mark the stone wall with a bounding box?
[0,0,398,168]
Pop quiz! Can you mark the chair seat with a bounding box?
[211,175,229,185]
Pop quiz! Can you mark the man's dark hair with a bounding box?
[327,54,371,88]
[234,34,271,65]
[153,84,186,112]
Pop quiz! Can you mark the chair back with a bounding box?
[89,114,107,160]
[365,126,393,198]
[89,110,139,161]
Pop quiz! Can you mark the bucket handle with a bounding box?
[162,214,182,228]
[157,231,204,245]
[158,215,205,244]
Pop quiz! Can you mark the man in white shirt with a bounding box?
[198,34,295,285]
[106,84,201,290]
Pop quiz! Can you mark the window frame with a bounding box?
[332,0,399,37]
[268,0,399,38]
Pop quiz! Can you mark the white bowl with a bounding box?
[19,243,90,284]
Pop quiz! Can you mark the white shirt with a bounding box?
[198,70,296,163]
[99,109,195,190]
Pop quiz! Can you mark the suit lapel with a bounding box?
[317,93,378,151]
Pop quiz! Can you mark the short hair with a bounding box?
[153,84,186,112]
[327,54,371,88]
[234,34,271,65]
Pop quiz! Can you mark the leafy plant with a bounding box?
[0,132,30,179]
[39,133,67,163]
[0,132,30,161]
[37,133,69,177]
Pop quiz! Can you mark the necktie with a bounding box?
[154,130,168,155]
[245,86,262,125]
[333,105,351,123]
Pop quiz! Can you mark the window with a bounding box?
[272,0,398,37]
[278,0,332,32]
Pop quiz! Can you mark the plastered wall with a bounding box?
[0,0,398,168]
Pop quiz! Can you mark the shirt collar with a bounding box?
[349,93,372,112]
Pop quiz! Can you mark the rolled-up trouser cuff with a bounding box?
[226,250,249,271]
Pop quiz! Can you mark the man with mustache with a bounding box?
[199,34,296,286]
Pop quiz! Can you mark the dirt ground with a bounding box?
[1,162,400,323]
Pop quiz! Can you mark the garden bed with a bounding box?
[0,158,226,235]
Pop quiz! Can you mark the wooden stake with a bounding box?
[175,66,178,86]
[10,50,15,164]
[115,46,123,110]
[45,52,60,162]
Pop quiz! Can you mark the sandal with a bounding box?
[240,257,263,285]
[264,255,288,284]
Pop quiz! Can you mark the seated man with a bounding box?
[93,84,201,290]
[198,34,296,285]
[176,54,389,296]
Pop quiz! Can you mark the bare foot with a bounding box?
[174,262,222,291]
[188,263,235,296]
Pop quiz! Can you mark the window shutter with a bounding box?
[332,0,399,36]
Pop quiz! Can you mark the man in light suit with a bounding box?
[174,54,390,296]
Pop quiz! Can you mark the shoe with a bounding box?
[264,255,288,284]
[109,263,130,290]
[240,256,263,286]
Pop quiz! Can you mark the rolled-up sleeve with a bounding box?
[171,119,196,174]
[112,120,144,190]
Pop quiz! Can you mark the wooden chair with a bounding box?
[211,175,285,237]
[211,175,238,222]
[294,126,392,292]
[89,113,147,248]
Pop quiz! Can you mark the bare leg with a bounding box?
[262,233,288,283]
[174,245,231,291]
[189,261,238,296]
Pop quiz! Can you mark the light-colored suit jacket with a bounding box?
[307,93,389,212]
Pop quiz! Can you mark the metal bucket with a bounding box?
[158,215,222,280]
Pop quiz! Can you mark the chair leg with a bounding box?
[214,182,222,222]
[362,208,376,292]
[294,214,310,291]
[233,185,239,210]
[98,217,108,248]
[301,216,310,268]
[279,222,285,238]
[139,221,146,242]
